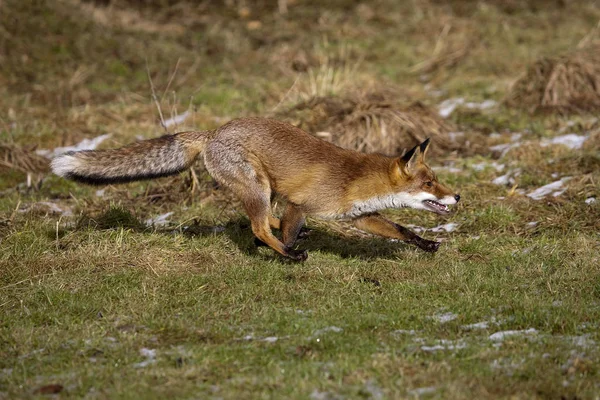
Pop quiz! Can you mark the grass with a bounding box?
[1,0,600,398]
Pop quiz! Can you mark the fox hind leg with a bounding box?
[204,146,306,261]
[256,206,310,249]
[241,192,307,261]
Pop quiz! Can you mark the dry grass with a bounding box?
[281,95,457,156]
[2,1,600,398]
[505,44,600,113]
[410,23,472,75]
[0,144,49,174]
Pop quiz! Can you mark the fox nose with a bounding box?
[454,194,461,202]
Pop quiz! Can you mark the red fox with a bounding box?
[52,117,460,260]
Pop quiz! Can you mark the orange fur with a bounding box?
[53,117,460,260]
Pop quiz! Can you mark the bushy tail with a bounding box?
[51,131,214,185]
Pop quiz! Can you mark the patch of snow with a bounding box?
[463,321,489,330]
[419,345,443,352]
[36,134,111,159]
[134,347,156,368]
[409,386,437,396]
[429,223,458,233]
[406,224,426,233]
[438,97,464,118]
[164,110,191,128]
[463,316,502,330]
[541,134,588,150]
[311,326,343,342]
[407,224,457,233]
[469,99,497,110]
[313,326,343,336]
[393,329,418,336]
[585,197,596,205]
[527,177,571,200]
[428,312,457,324]
[492,174,514,186]
[510,133,522,142]
[489,328,538,341]
[421,339,466,352]
[240,334,286,343]
[139,348,156,358]
[566,335,596,349]
[439,98,496,117]
[145,212,174,227]
[489,142,519,157]
[472,161,505,172]
[448,131,464,141]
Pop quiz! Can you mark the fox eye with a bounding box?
[425,181,433,187]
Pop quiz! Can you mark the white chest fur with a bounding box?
[340,192,431,219]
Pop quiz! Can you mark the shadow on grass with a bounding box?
[215,218,422,261]
[68,207,426,261]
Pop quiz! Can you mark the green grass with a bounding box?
[1,0,600,398]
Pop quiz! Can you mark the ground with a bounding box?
[1,0,599,398]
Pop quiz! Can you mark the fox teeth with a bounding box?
[424,199,449,213]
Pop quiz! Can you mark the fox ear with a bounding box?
[399,144,421,174]
[419,138,431,160]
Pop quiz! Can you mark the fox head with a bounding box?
[389,139,460,215]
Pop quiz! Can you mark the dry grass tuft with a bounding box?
[0,144,50,174]
[281,95,456,156]
[505,44,600,113]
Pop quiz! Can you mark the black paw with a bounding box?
[297,227,312,240]
[410,237,441,253]
[284,247,308,262]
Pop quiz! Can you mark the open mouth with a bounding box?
[423,199,450,215]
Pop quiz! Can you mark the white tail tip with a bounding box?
[51,154,80,177]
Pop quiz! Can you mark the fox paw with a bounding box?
[284,247,308,261]
[297,227,312,240]
[411,237,440,253]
